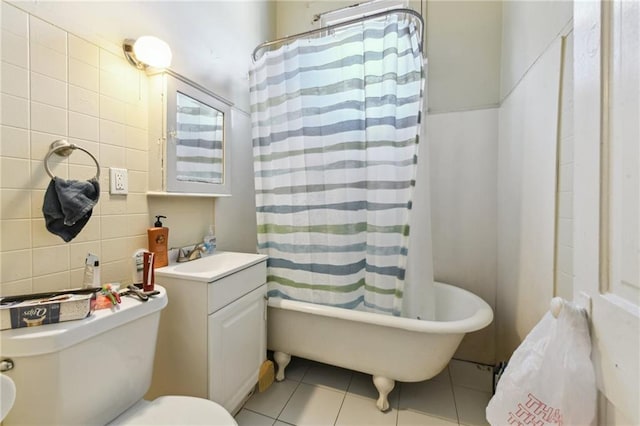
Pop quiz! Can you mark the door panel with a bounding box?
[574,1,640,423]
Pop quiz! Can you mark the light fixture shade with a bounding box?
[131,36,172,69]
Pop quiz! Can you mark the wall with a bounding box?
[275,0,502,113]
[1,1,150,294]
[500,0,573,99]
[496,1,573,361]
[424,1,501,364]
[427,108,498,364]
[496,38,561,360]
[425,0,501,113]
[215,109,259,253]
[0,1,275,295]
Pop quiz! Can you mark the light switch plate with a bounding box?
[109,167,128,195]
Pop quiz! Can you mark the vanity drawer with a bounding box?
[207,261,266,314]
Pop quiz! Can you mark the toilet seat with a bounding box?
[109,396,237,425]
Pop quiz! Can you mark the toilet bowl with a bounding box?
[110,396,236,425]
[0,286,237,425]
[0,373,16,422]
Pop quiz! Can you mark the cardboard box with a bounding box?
[0,293,94,330]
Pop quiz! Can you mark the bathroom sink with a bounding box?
[1,373,16,421]
[155,251,267,282]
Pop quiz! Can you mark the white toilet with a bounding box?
[0,285,237,425]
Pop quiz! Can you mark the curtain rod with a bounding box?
[252,8,425,62]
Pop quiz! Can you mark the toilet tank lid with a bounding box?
[0,286,168,357]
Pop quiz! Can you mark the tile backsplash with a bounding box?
[0,1,150,296]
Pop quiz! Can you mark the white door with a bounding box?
[574,1,640,424]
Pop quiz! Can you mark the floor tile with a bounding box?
[398,379,458,423]
[397,409,459,426]
[428,366,452,384]
[273,422,295,426]
[449,360,493,393]
[335,394,398,426]
[347,371,400,408]
[301,361,353,392]
[452,386,491,426]
[243,379,299,419]
[235,408,276,426]
[278,383,345,426]
[280,356,312,382]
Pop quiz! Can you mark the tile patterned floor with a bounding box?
[235,357,494,426]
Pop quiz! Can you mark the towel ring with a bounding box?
[44,140,100,180]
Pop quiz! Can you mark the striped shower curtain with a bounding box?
[250,14,424,315]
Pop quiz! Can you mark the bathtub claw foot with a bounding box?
[274,351,291,381]
[372,375,394,412]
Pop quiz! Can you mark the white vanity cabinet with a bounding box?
[146,252,268,414]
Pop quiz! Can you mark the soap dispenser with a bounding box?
[148,215,169,268]
[203,225,216,256]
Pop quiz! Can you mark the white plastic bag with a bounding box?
[486,301,596,426]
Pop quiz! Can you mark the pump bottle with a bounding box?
[148,215,169,268]
[203,225,216,256]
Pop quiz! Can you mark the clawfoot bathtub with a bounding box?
[267,281,493,411]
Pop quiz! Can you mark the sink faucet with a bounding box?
[177,243,205,262]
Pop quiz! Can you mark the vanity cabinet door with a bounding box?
[208,283,266,412]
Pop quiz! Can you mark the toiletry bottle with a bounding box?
[148,215,169,267]
[143,251,155,291]
[203,225,216,256]
[92,260,100,287]
[83,261,93,289]
[83,253,99,288]
[131,248,146,288]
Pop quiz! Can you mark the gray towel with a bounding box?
[42,177,100,242]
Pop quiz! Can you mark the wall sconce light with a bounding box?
[123,36,172,70]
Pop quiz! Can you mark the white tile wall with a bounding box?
[31,102,67,135]
[31,72,67,108]
[68,34,98,66]
[99,119,125,146]
[69,85,99,116]
[32,245,69,276]
[0,125,29,158]
[1,219,31,250]
[2,30,29,68]
[1,188,31,219]
[29,15,66,53]
[69,58,99,91]
[1,157,30,188]
[0,1,150,296]
[69,111,99,141]
[33,270,70,292]
[1,1,28,36]
[1,93,29,128]
[2,61,29,98]
[30,43,67,81]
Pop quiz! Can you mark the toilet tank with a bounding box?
[0,286,168,425]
